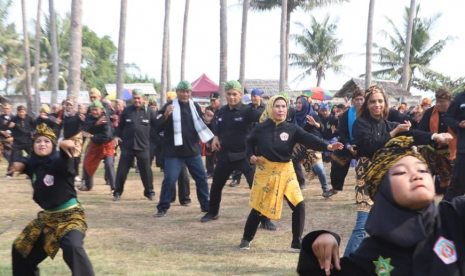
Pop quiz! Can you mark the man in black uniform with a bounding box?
[113,89,159,201]
[442,88,465,201]
[229,88,265,187]
[0,103,13,173]
[7,105,35,176]
[200,81,276,230]
[155,80,214,217]
[205,92,221,178]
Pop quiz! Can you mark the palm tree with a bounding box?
[33,0,42,113]
[0,23,23,94]
[48,0,59,103]
[279,0,287,92]
[239,0,249,92]
[21,0,32,111]
[67,0,83,99]
[160,0,170,104]
[365,0,375,89]
[219,0,227,102]
[116,0,127,100]
[249,0,348,83]
[402,0,415,89]
[180,0,189,80]
[289,15,345,87]
[372,4,453,91]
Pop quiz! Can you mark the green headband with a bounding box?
[225,80,242,92]
[176,80,192,91]
[148,96,157,103]
[90,100,104,109]
[133,89,145,97]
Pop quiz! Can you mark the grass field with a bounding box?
[0,160,359,276]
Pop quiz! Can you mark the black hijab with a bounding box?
[365,175,438,248]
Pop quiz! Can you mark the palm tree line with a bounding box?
[0,0,461,112]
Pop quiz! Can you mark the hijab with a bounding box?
[293,95,316,128]
[259,95,287,125]
[64,99,77,117]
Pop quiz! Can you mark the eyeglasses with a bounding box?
[90,96,97,99]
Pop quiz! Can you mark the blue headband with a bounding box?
[320,102,329,110]
[251,89,263,96]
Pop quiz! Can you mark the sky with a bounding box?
[10,0,465,97]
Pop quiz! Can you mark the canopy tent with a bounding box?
[191,74,219,98]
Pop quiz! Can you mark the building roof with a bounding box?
[335,78,410,98]
[191,74,219,97]
[244,79,293,98]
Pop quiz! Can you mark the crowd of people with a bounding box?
[1,81,464,275]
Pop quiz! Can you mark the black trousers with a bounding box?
[12,230,94,276]
[293,160,306,187]
[330,159,350,191]
[209,157,255,214]
[205,150,217,175]
[114,148,154,197]
[9,143,32,167]
[171,163,191,204]
[231,170,242,181]
[73,157,80,177]
[243,201,305,242]
[83,156,116,190]
[443,153,465,201]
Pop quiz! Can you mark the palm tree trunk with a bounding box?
[402,0,415,91]
[34,0,42,113]
[285,0,292,84]
[239,0,249,93]
[21,0,32,112]
[160,0,170,105]
[219,0,227,103]
[4,64,9,93]
[180,0,189,80]
[167,37,171,92]
[365,0,376,90]
[49,0,59,104]
[116,0,127,100]
[67,0,83,99]
[279,0,287,92]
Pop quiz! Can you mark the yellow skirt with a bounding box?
[249,157,303,220]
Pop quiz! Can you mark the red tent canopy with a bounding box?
[191,74,219,97]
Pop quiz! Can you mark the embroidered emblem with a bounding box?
[156,114,162,119]
[373,256,394,276]
[234,117,243,122]
[43,174,55,186]
[280,132,289,141]
[126,119,132,122]
[142,119,149,123]
[460,104,465,108]
[434,236,457,264]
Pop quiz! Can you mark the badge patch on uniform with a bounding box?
[43,174,54,186]
[434,236,457,264]
[156,114,162,119]
[234,117,243,122]
[218,118,222,121]
[126,119,132,122]
[373,256,394,276]
[280,132,289,141]
[142,119,149,123]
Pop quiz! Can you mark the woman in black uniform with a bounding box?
[9,123,94,276]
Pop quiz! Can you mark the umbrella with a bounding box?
[105,89,133,100]
[302,87,333,101]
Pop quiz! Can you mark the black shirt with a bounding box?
[63,113,85,139]
[115,105,159,151]
[319,114,338,140]
[337,110,352,145]
[20,149,76,210]
[247,120,329,163]
[353,115,432,159]
[298,197,465,276]
[444,90,465,153]
[9,115,35,146]
[158,101,205,157]
[34,114,57,130]
[248,102,266,129]
[417,106,449,150]
[85,114,113,143]
[215,102,261,161]
[206,105,221,135]
[0,113,12,137]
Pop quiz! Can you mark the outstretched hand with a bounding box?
[312,233,341,276]
[60,140,79,158]
[327,142,343,151]
[7,162,25,176]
